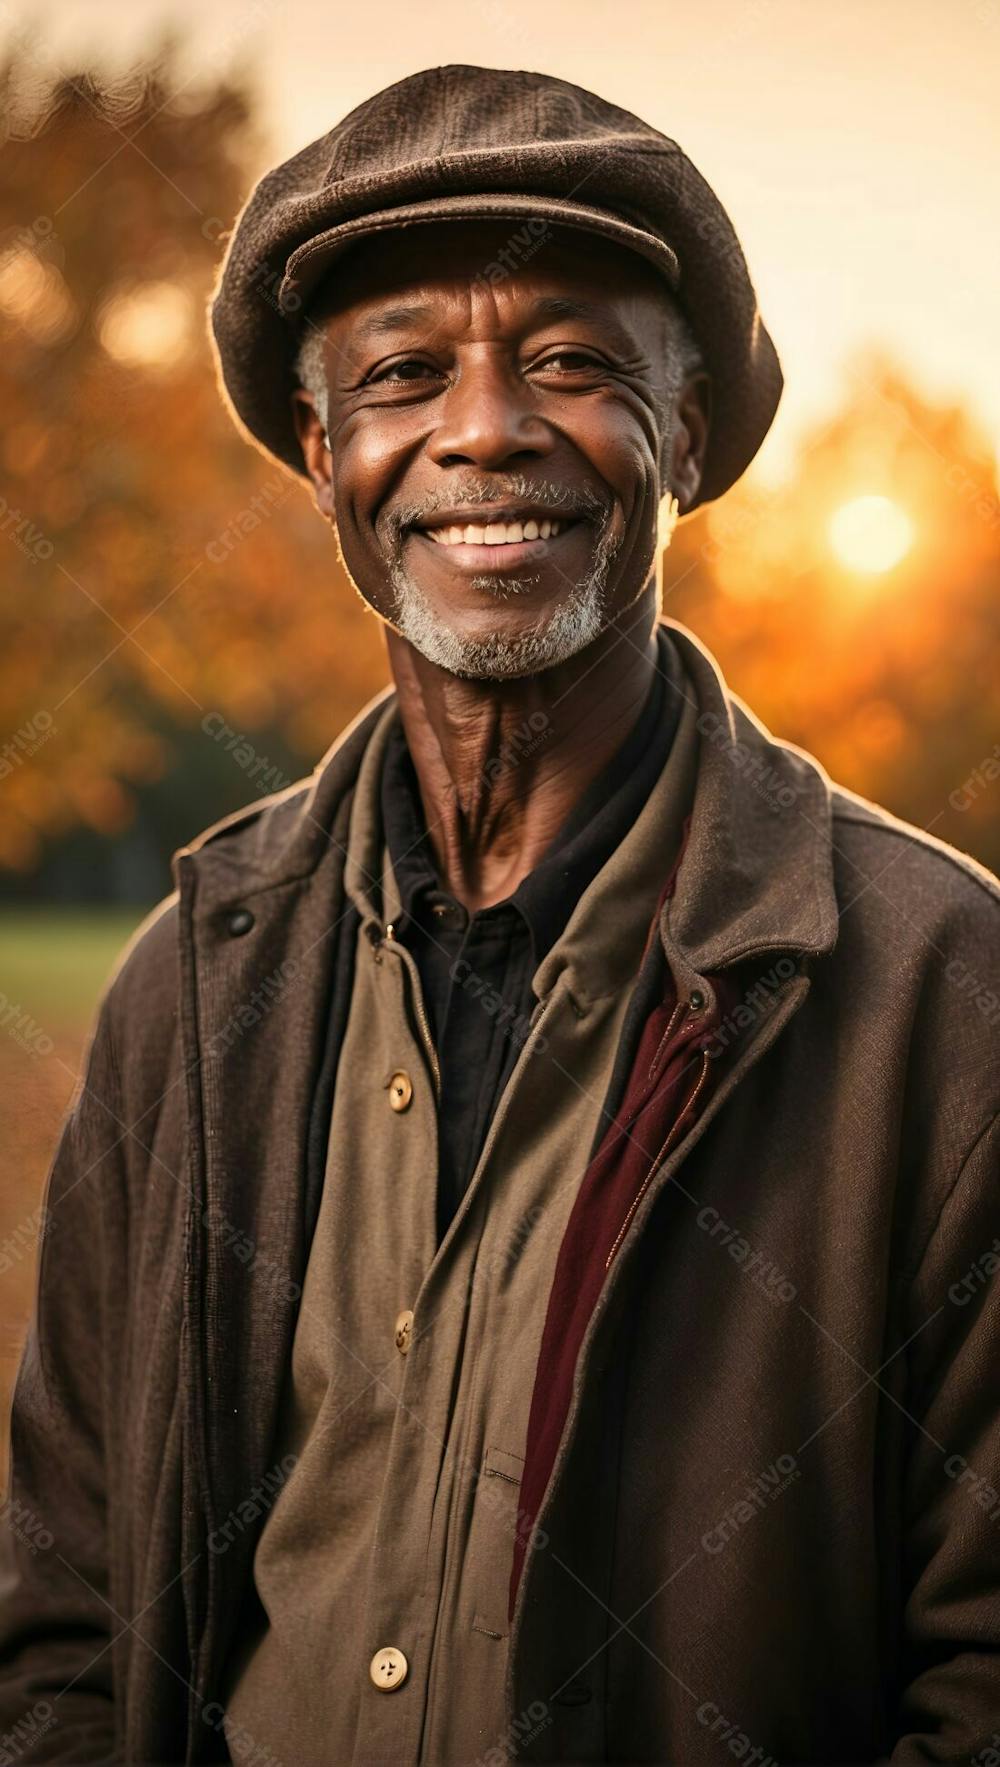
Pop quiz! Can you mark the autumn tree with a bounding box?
[0,44,385,878]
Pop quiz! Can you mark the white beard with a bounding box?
[382,522,623,680]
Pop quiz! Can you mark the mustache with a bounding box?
[380,473,612,547]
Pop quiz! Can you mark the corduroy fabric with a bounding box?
[208,64,783,508]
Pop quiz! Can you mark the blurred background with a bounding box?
[1,1,998,1472]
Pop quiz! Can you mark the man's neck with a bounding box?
[385,582,661,912]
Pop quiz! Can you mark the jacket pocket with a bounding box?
[470,1444,526,1642]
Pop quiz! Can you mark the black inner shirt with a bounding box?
[380,641,684,1243]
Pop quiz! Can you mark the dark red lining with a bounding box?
[507,820,746,1622]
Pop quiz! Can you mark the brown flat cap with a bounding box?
[209,64,782,509]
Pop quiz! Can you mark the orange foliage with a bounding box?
[0,47,385,872]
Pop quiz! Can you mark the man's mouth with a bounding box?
[405,505,587,572]
[420,515,575,547]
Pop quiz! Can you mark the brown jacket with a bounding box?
[1,616,999,1765]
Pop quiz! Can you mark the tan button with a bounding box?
[386,1070,413,1112]
[394,1309,414,1355]
[370,1645,408,1691]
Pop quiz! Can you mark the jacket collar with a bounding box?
[176,617,840,979]
[658,618,840,986]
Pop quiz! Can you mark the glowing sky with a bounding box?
[15,0,1000,482]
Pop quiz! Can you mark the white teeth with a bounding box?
[423,516,568,546]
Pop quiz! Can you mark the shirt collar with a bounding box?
[343,628,705,1011]
[378,637,683,967]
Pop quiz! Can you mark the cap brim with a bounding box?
[279,192,681,316]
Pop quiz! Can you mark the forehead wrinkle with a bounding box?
[340,285,646,357]
[354,303,437,339]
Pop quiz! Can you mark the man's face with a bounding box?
[293,219,706,679]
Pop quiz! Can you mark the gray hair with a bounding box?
[294,319,331,433]
[662,296,704,390]
[293,288,703,440]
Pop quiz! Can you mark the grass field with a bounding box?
[0,907,151,1025]
[0,907,150,1488]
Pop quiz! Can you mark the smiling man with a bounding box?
[286,215,709,925]
[289,216,705,688]
[2,63,999,1767]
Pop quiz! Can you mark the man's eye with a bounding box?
[536,351,601,373]
[368,358,439,385]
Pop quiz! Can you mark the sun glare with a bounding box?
[828,496,914,574]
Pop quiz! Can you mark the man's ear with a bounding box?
[663,371,712,513]
[291,389,334,519]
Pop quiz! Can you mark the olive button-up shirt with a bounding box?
[378,651,680,1241]
[221,632,701,1766]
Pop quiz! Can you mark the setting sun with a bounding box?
[828,496,914,574]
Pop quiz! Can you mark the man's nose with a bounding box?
[426,355,554,469]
